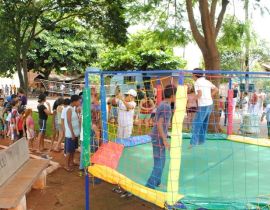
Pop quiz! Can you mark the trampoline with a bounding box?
[116,136,270,209]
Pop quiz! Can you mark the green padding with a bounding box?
[117,139,270,209]
[182,132,228,140]
[83,87,91,167]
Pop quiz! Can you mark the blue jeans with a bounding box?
[146,139,166,189]
[190,105,213,146]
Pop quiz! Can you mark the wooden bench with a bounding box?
[0,138,49,210]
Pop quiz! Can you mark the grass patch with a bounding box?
[33,111,53,138]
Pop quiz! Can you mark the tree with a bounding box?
[27,18,98,78]
[0,0,128,90]
[97,31,187,71]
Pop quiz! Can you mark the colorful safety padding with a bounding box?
[91,142,124,169]
[228,135,270,147]
[89,164,184,208]
[166,85,187,205]
[115,135,152,147]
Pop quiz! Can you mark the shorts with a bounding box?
[39,119,47,133]
[0,120,4,131]
[64,137,79,154]
[55,123,62,131]
[139,113,151,120]
[18,130,24,139]
[187,107,197,113]
[150,113,156,119]
[27,129,35,140]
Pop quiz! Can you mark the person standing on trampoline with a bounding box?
[190,68,218,148]
[146,84,177,189]
[117,89,137,139]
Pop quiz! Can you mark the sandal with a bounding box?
[64,167,73,172]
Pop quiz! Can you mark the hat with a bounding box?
[38,93,46,101]
[126,89,137,97]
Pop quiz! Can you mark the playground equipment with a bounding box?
[82,69,270,209]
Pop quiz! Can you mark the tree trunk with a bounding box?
[22,51,29,95]
[202,48,222,133]
[16,54,24,89]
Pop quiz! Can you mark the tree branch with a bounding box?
[215,0,229,37]
[185,0,204,49]
[210,0,218,26]
[199,0,215,46]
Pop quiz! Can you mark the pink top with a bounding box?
[26,116,34,129]
[187,93,197,108]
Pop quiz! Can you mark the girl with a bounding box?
[54,98,65,152]
[24,109,35,151]
[186,86,197,130]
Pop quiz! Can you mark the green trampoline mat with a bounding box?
[117,138,270,209]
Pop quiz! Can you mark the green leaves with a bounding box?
[97,30,187,71]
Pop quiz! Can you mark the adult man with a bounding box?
[64,95,80,172]
[146,84,176,189]
[190,68,218,148]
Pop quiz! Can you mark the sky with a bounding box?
[128,1,270,69]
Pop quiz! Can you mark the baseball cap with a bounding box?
[126,89,137,97]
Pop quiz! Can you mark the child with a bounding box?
[24,109,35,150]
[146,84,177,189]
[261,103,270,138]
[117,89,137,139]
[138,92,155,134]
[64,95,81,172]
[37,94,52,153]
[17,107,25,139]
[186,86,197,130]
[9,100,20,142]
[0,98,5,138]
[54,98,65,152]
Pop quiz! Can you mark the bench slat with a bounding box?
[0,159,49,208]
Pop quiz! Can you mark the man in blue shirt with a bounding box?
[146,84,177,189]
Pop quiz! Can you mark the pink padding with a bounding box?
[91,142,124,169]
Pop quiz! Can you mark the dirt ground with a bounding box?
[0,139,161,210]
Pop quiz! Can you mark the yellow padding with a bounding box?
[89,164,184,208]
[228,135,270,147]
[166,85,187,205]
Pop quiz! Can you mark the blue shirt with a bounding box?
[264,104,270,122]
[151,101,172,142]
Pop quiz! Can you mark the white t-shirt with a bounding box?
[117,100,136,126]
[61,106,68,120]
[194,77,216,107]
[64,106,80,138]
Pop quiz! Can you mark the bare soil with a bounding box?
[0,139,161,210]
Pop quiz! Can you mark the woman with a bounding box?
[138,92,155,134]
[37,93,51,153]
[186,86,197,130]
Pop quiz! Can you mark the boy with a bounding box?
[146,84,177,189]
[37,94,52,152]
[261,103,270,138]
[64,95,81,172]
[117,89,137,139]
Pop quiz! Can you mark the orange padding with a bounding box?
[89,164,184,208]
[91,142,124,169]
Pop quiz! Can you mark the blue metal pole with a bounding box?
[84,72,90,210]
[178,72,184,85]
[100,73,108,143]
